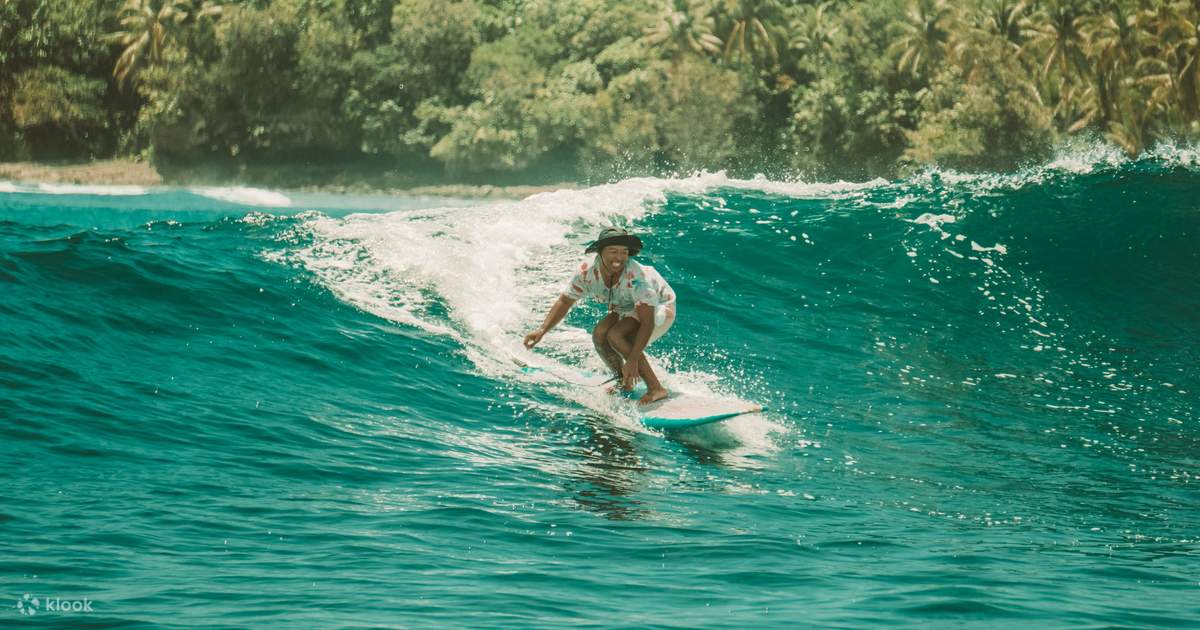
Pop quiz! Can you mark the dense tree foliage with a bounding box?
[3,0,1199,179]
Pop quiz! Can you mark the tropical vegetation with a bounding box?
[2,0,1199,182]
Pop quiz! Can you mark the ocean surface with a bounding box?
[2,145,1198,627]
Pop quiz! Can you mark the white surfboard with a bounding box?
[638,397,765,430]
[513,358,765,429]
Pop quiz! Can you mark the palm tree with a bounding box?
[1023,0,1093,129]
[106,0,222,88]
[716,0,784,69]
[644,0,723,59]
[1135,52,1178,125]
[1079,1,1143,130]
[1149,0,1200,121]
[1102,5,1164,157]
[949,0,1031,83]
[787,1,839,64]
[1065,0,1200,153]
[1133,3,1186,131]
[1026,0,1090,79]
[980,0,1031,52]
[888,0,959,79]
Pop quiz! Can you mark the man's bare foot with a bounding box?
[638,387,669,405]
[606,382,634,395]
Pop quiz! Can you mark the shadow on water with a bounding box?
[559,411,650,521]
[673,433,741,466]
[554,406,757,521]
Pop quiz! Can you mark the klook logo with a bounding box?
[15,594,37,616]
[14,594,93,616]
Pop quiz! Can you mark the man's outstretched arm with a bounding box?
[524,295,576,349]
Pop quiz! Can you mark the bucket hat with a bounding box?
[584,226,643,255]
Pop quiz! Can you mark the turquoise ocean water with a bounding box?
[2,146,1198,627]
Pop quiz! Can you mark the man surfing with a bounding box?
[523,227,677,405]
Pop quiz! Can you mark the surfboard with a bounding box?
[513,359,765,429]
[638,397,766,430]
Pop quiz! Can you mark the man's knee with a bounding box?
[592,325,610,348]
[606,325,630,349]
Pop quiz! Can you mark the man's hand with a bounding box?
[523,327,546,349]
[621,351,642,388]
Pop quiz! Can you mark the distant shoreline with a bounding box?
[0,159,580,200]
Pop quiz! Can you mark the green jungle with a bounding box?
[3,0,1199,182]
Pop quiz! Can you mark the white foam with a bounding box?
[1144,139,1200,168]
[278,173,785,444]
[909,135,1200,197]
[908,212,959,240]
[286,176,681,340]
[970,241,1007,255]
[36,183,148,195]
[908,168,984,187]
[193,186,292,207]
[911,213,957,228]
[875,194,916,209]
[720,173,889,198]
[0,181,17,193]
[1044,139,1128,174]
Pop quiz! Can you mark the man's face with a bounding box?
[599,245,629,274]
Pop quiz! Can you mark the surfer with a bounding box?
[524,227,677,404]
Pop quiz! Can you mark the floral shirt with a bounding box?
[562,256,676,315]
